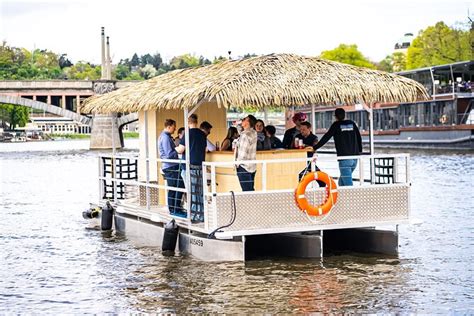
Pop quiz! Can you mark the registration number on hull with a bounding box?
[189,237,203,247]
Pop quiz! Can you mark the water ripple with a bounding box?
[0,142,473,313]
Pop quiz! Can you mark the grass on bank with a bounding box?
[50,131,139,139]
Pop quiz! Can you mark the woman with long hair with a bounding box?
[220,126,239,151]
[255,119,271,150]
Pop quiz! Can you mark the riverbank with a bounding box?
[50,132,139,140]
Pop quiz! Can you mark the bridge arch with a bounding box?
[0,95,91,125]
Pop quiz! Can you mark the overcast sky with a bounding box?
[1,0,472,64]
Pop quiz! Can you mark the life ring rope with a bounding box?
[294,171,338,217]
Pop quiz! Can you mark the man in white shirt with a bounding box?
[235,115,258,191]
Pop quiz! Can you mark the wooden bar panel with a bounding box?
[206,149,310,192]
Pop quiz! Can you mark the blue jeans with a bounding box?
[338,159,357,186]
[162,165,185,214]
[237,166,256,191]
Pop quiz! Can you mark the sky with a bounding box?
[0,0,472,64]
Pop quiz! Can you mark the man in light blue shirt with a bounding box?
[158,119,185,217]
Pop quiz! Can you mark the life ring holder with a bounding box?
[295,171,338,217]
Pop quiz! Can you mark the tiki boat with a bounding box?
[82,54,428,261]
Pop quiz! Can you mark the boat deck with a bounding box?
[101,153,411,239]
[114,183,410,239]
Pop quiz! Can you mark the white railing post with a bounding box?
[112,113,118,204]
[262,161,267,191]
[202,165,209,230]
[370,154,376,185]
[211,164,217,229]
[393,156,399,183]
[144,111,150,210]
[184,107,191,225]
[358,156,364,185]
[98,156,103,200]
[406,154,411,184]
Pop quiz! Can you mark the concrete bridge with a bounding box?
[0,80,139,148]
[0,79,137,113]
[0,95,92,125]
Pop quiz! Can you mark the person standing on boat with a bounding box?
[174,127,184,147]
[158,119,185,217]
[265,125,283,149]
[220,126,239,151]
[200,121,216,152]
[294,121,323,183]
[313,108,362,186]
[282,112,307,149]
[255,119,272,150]
[235,115,258,191]
[176,114,207,223]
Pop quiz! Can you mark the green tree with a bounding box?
[63,62,101,80]
[242,53,258,59]
[0,104,29,129]
[212,56,227,64]
[130,53,140,67]
[406,21,472,69]
[198,56,211,65]
[151,53,163,69]
[114,63,131,80]
[377,55,393,72]
[124,71,143,80]
[170,54,200,69]
[140,64,158,79]
[320,44,376,69]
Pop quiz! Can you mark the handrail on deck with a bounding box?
[97,152,410,231]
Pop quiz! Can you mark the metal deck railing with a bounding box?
[97,153,411,238]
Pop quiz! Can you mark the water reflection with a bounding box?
[0,141,473,313]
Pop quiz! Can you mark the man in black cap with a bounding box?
[313,108,362,186]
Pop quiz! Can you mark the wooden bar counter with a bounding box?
[206,148,312,192]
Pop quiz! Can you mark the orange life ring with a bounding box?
[295,171,338,216]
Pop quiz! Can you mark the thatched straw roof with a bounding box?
[82,53,429,113]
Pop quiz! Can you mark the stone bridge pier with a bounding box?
[90,113,122,149]
[90,80,121,150]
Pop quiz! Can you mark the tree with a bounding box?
[406,21,472,69]
[212,56,227,64]
[377,55,394,72]
[391,52,407,72]
[0,104,29,129]
[140,64,158,79]
[198,56,211,65]
[320,44,376,69]
[140,54,154,67]
[114,63,130,80]
[59,54,73,69]
[242,53,258,59]
[170,54,200,69]
[63,62,101,80]
[151,53,163,69]
[130,53,140,67]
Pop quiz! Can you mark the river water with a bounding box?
[0,140,473,313]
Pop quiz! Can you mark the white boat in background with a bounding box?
[304,61,474,150]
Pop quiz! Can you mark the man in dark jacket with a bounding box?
[282,112,307,149]
[313,108,362,186]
